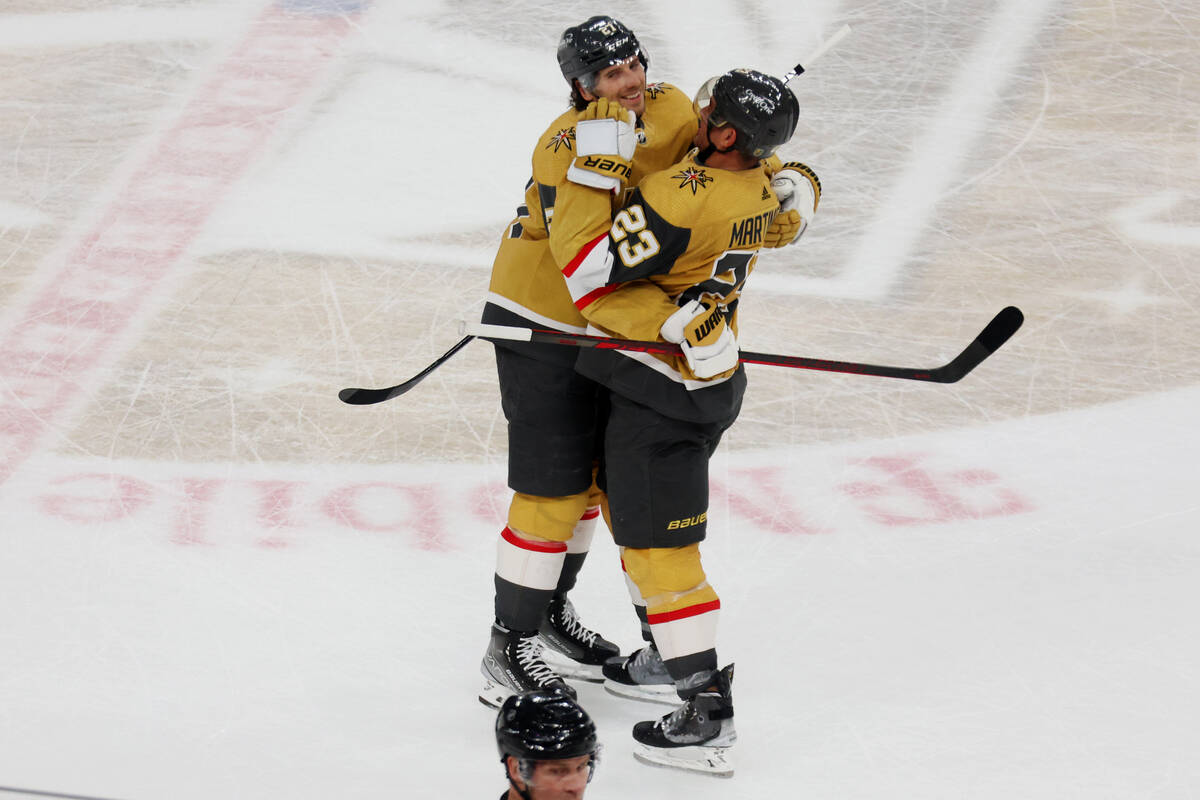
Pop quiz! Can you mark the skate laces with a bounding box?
[628,644,669,681]
[515,634,561,686]
[631,645,658,669]
[659,692,734,745]
[658,697,706,743]
[557,598,599,646]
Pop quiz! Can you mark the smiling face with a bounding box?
[579,55,647,116]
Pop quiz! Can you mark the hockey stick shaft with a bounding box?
[783,23,852,82]
[466,306,1022,384]
[338,307,1021,405]
[0,786,129,800]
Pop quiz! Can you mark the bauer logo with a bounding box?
[583,156,631,178]
[667,512,707,530]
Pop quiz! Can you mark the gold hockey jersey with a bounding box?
[550,151,782,423]
[481,83,698,365]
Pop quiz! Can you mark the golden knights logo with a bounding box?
[673,166,713,195]
[546,128,575,153]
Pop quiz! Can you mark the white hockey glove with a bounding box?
[567,98,638,192]
[661,298,739,379]
[765,161,821,247]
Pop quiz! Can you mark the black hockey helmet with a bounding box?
[694,68,800,159]
[557,15,648,92]
[496,690,598,776]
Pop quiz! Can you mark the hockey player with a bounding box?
[478,15,700,708]
[547,68,820,776]
[495,690,599,800]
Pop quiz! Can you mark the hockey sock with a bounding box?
[647,603,720,696]
[554,506,599,594]
[494,526,567,632]
[619,551,653,642]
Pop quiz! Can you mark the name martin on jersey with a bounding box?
[728,208,777,249]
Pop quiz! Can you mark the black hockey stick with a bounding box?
[338,334,474,405]
[782,23,852,82]
[466,306,1022,382]
[0,785,130,800]
[337,307,1022,405]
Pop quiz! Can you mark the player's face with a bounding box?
[589,56,647,116]
[520,755,592,800]
[693,99,717,149]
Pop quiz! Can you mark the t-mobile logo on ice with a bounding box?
[20,453,1033,550]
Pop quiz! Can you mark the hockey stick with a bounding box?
[465,306,1022,383]
[338,334,474,405]
[0,785,130,800]
[783,23,852,83]
[337,307,1021,405]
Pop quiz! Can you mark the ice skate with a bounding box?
[602,642,678,705]
[631,664,736,778]
[479,621,576,709]
[536,594,620,682]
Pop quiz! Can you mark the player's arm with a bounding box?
[524,123,580,236]
[555,183,689,314]
[560,180,739,379]
[548,98,636,269]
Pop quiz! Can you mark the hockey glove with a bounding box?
[767,161,821,246]
[661,298,739,379]
[763,209,804,248]
[568,97,637,192]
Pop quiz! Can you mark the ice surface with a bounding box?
[1,1,1198,798]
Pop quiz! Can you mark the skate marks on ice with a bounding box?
[0,2,367,487]
[9,383,1199,555]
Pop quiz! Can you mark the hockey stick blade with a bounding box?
[927,304,1024,382]
[465,307,1022,384]
[338,335,475,405]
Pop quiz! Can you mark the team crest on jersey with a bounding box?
[673,166,713,194]
[546,128,575,153]
[646,82,668,99]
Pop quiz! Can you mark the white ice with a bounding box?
[1,1,1198,799]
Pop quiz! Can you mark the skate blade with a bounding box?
[540,646,604,682]
[478,675,511,709]
[603,678,680,706]
[632,742,734,778]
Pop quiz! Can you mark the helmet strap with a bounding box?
[697,139,735,165]
[505,759,536,800]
